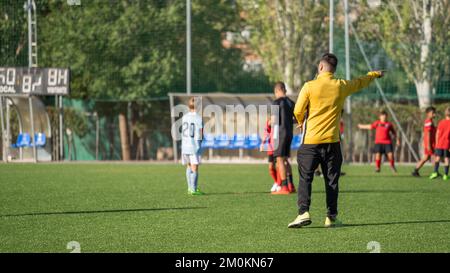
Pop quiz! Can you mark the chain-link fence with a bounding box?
[1,0,449,162]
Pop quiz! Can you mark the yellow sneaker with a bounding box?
[288,212,312,228]
[324,216,343,228]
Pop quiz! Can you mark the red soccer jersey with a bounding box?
[423,118,436,149]
[263,120,274,155]
[371,120,395,144]
[435,119,450,150]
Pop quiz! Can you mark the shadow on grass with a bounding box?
[316,189,435,194]
[206,191,269,196]
[308,219,450,229]
[341,174,417,178]
[0,207,207,218]
[204,189,429,196]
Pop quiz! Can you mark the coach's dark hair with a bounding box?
[274,81,287,93]
[320,53,338,72]
[425,106,436,114]
[379,110,388,116]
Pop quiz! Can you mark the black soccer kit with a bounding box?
[272,96,295,157]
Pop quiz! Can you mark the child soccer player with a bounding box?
[412,106,437,177]
[429,107,450,181]
[271,82,296,194]
[358,110,400,173]
[181,97,205,195]
[261,118,281,192]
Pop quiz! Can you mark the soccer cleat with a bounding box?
[324,216,343,228]
[287,183,296,193]
[375,168,380,173]
[288,212,312,228]
[270,183,281,192]
[443,175,449,181]
[391,166,398,173]
[429,172,440,180]
[190,189,205,195]
[271,186,290,195]
[411,170,420,177]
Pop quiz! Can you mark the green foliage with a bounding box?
[35,0,269,98]
[39,1,185,100]
[238,0,329,92]
[355,1,450,90]
[0,0,28,66]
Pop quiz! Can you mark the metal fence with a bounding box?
[1,0,449,162]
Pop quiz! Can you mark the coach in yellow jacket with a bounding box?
[288,53,383,228]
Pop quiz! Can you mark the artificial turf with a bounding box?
[0,163,449,253]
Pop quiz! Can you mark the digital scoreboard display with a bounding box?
[0,67,70,96]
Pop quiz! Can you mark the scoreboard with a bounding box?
[0,67,70,96]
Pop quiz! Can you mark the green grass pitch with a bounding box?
[0,163,449,253]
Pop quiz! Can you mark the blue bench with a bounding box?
[291,134,303,149]
[201,134,215,149]
[214,134,230,149]
[11,133,46,148]
[32,133,47,147]
[230,134,246,149]
[11,133,31,148]
[201,134,305,151]
[244,134,261,149]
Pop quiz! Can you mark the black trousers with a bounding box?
[297,142,342,217]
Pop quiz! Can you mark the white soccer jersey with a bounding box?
[181,112,203,155]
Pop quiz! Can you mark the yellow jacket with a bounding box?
[294,71,382,144]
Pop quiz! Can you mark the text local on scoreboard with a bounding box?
[0,67,70,96]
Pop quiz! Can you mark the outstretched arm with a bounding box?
[341,71,384,96]
[358,124,372,130]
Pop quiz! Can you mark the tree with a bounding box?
[355,0,450,108]
[238,0,329,94]
[36,0,260,160]
[39,1,186,160]
[180,0,271,93]
[0,1,28,66]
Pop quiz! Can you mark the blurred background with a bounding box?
[1,0,449,163]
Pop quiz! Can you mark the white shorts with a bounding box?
[182,154,201,165]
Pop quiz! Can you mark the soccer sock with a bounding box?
[445,165,449,176]
[434,162,440,173]
[190,171,198,191]
[186,167,192,191]
[375,159,381,170]
[269,168,278,183]
[390,159,395,168]
[276,171,282,186]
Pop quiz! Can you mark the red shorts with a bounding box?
[424,147,434,156]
